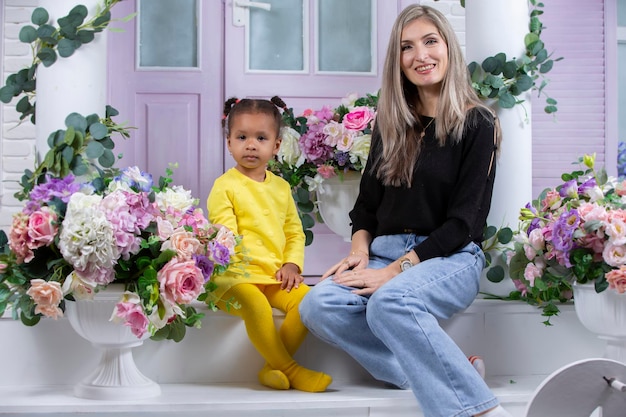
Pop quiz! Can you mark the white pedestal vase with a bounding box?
[316,171,361,242]
[65,284,161,400]
[466,0,532,296]
[36,0,107,162]
[573,282,626,364]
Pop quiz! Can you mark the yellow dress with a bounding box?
[207,168,305,300]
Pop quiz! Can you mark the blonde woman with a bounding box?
[300,5,509,417]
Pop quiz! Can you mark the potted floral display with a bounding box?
[270,92,378,244]
[0,110,239,342]
[487,154,626,326]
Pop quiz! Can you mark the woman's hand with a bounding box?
[332,263,396,295]
[275,263,304,292]
[321,249,369,280]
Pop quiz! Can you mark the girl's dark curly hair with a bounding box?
[222,96,286,137]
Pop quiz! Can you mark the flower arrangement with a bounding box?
[270,92,378,244]
[489,154,626,323]
[0,111,239,342]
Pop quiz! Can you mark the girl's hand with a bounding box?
[275,263,304,292]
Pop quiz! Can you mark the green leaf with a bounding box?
[497,227,513,244]
[31,8,50,26]
[71,155,88,176]
[69,5,89,20]
[486,265,505,283]
[19,26,38,43]
[65,112,88,133]
[99,149,115,168]
[86,141,105,159]
[37,47,57,67]
[0,85,18,103]
[64,126,76,145]
[61,145,74,164]
[89,122,108,140]
[498,92,516,108]
[57,38,77,58]
[539,60,554,74]
[482,56,502,75]
[77,30,95,44]
[515,74,534,93]
[15,96,31,113]
[36,24,56,39]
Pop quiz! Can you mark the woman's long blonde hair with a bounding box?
[375,5,500,187]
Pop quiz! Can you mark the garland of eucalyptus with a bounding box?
[0,0,132,122]
[0,1,134,194]
[462,0,562,115]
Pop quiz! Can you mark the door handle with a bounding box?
[233,0,272,27]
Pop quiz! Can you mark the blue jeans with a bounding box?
[299,234,499,417]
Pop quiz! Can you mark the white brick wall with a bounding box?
[1,1,37,230]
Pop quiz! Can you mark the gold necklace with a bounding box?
[419,117,435,140]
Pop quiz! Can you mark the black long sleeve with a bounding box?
[349,108,497,261]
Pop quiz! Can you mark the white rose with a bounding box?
[350,134,371,168]
[277,127,305,167]
[155,186,196,211]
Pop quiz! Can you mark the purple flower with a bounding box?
[335,151,350,167]
[578,177,597,197]
[299,131,334,165]
[551,209,580,256]
[208,241,231,266]
[193,254,215,282]
[26,175,81,213]
[115,166,154,192]
[559,180,578,198]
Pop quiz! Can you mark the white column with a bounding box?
[36,0,107,162]
[465,0,532,295]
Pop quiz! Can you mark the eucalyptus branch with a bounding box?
[0,0,134,123]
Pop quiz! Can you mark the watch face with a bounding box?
[401,259,412,272]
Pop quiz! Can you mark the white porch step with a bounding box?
[0,298,606,417]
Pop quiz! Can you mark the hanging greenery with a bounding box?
[0,0,134,123]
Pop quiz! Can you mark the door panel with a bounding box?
[108,0,224,202]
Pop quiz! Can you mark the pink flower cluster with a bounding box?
[3,166,239,340]
[508,154,626,301]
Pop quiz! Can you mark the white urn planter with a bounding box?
[316,171,361,242]
[573,282,626,364]
[65,284,161,400]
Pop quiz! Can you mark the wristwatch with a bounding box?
[399,256,414,272]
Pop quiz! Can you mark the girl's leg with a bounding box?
[218,283,331,392]
[257,284,310,390]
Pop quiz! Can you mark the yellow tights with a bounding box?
[217,283,332,392]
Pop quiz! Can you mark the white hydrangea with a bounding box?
[59,193,119,280]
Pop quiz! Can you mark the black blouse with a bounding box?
[349,107,498,262]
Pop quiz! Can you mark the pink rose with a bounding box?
[162,228,202,260]
[9,212,34,263]
[157,258,204,305]
[26,279,63,319]
[606,266,626,294]
[113,301,149,338]
[523,263,543,287]
[27,207,58,249]
[0,261,7,273]
[317,165,336,179]
[342,106,375,131]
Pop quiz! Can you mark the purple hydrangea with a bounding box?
[26,175,81,213]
